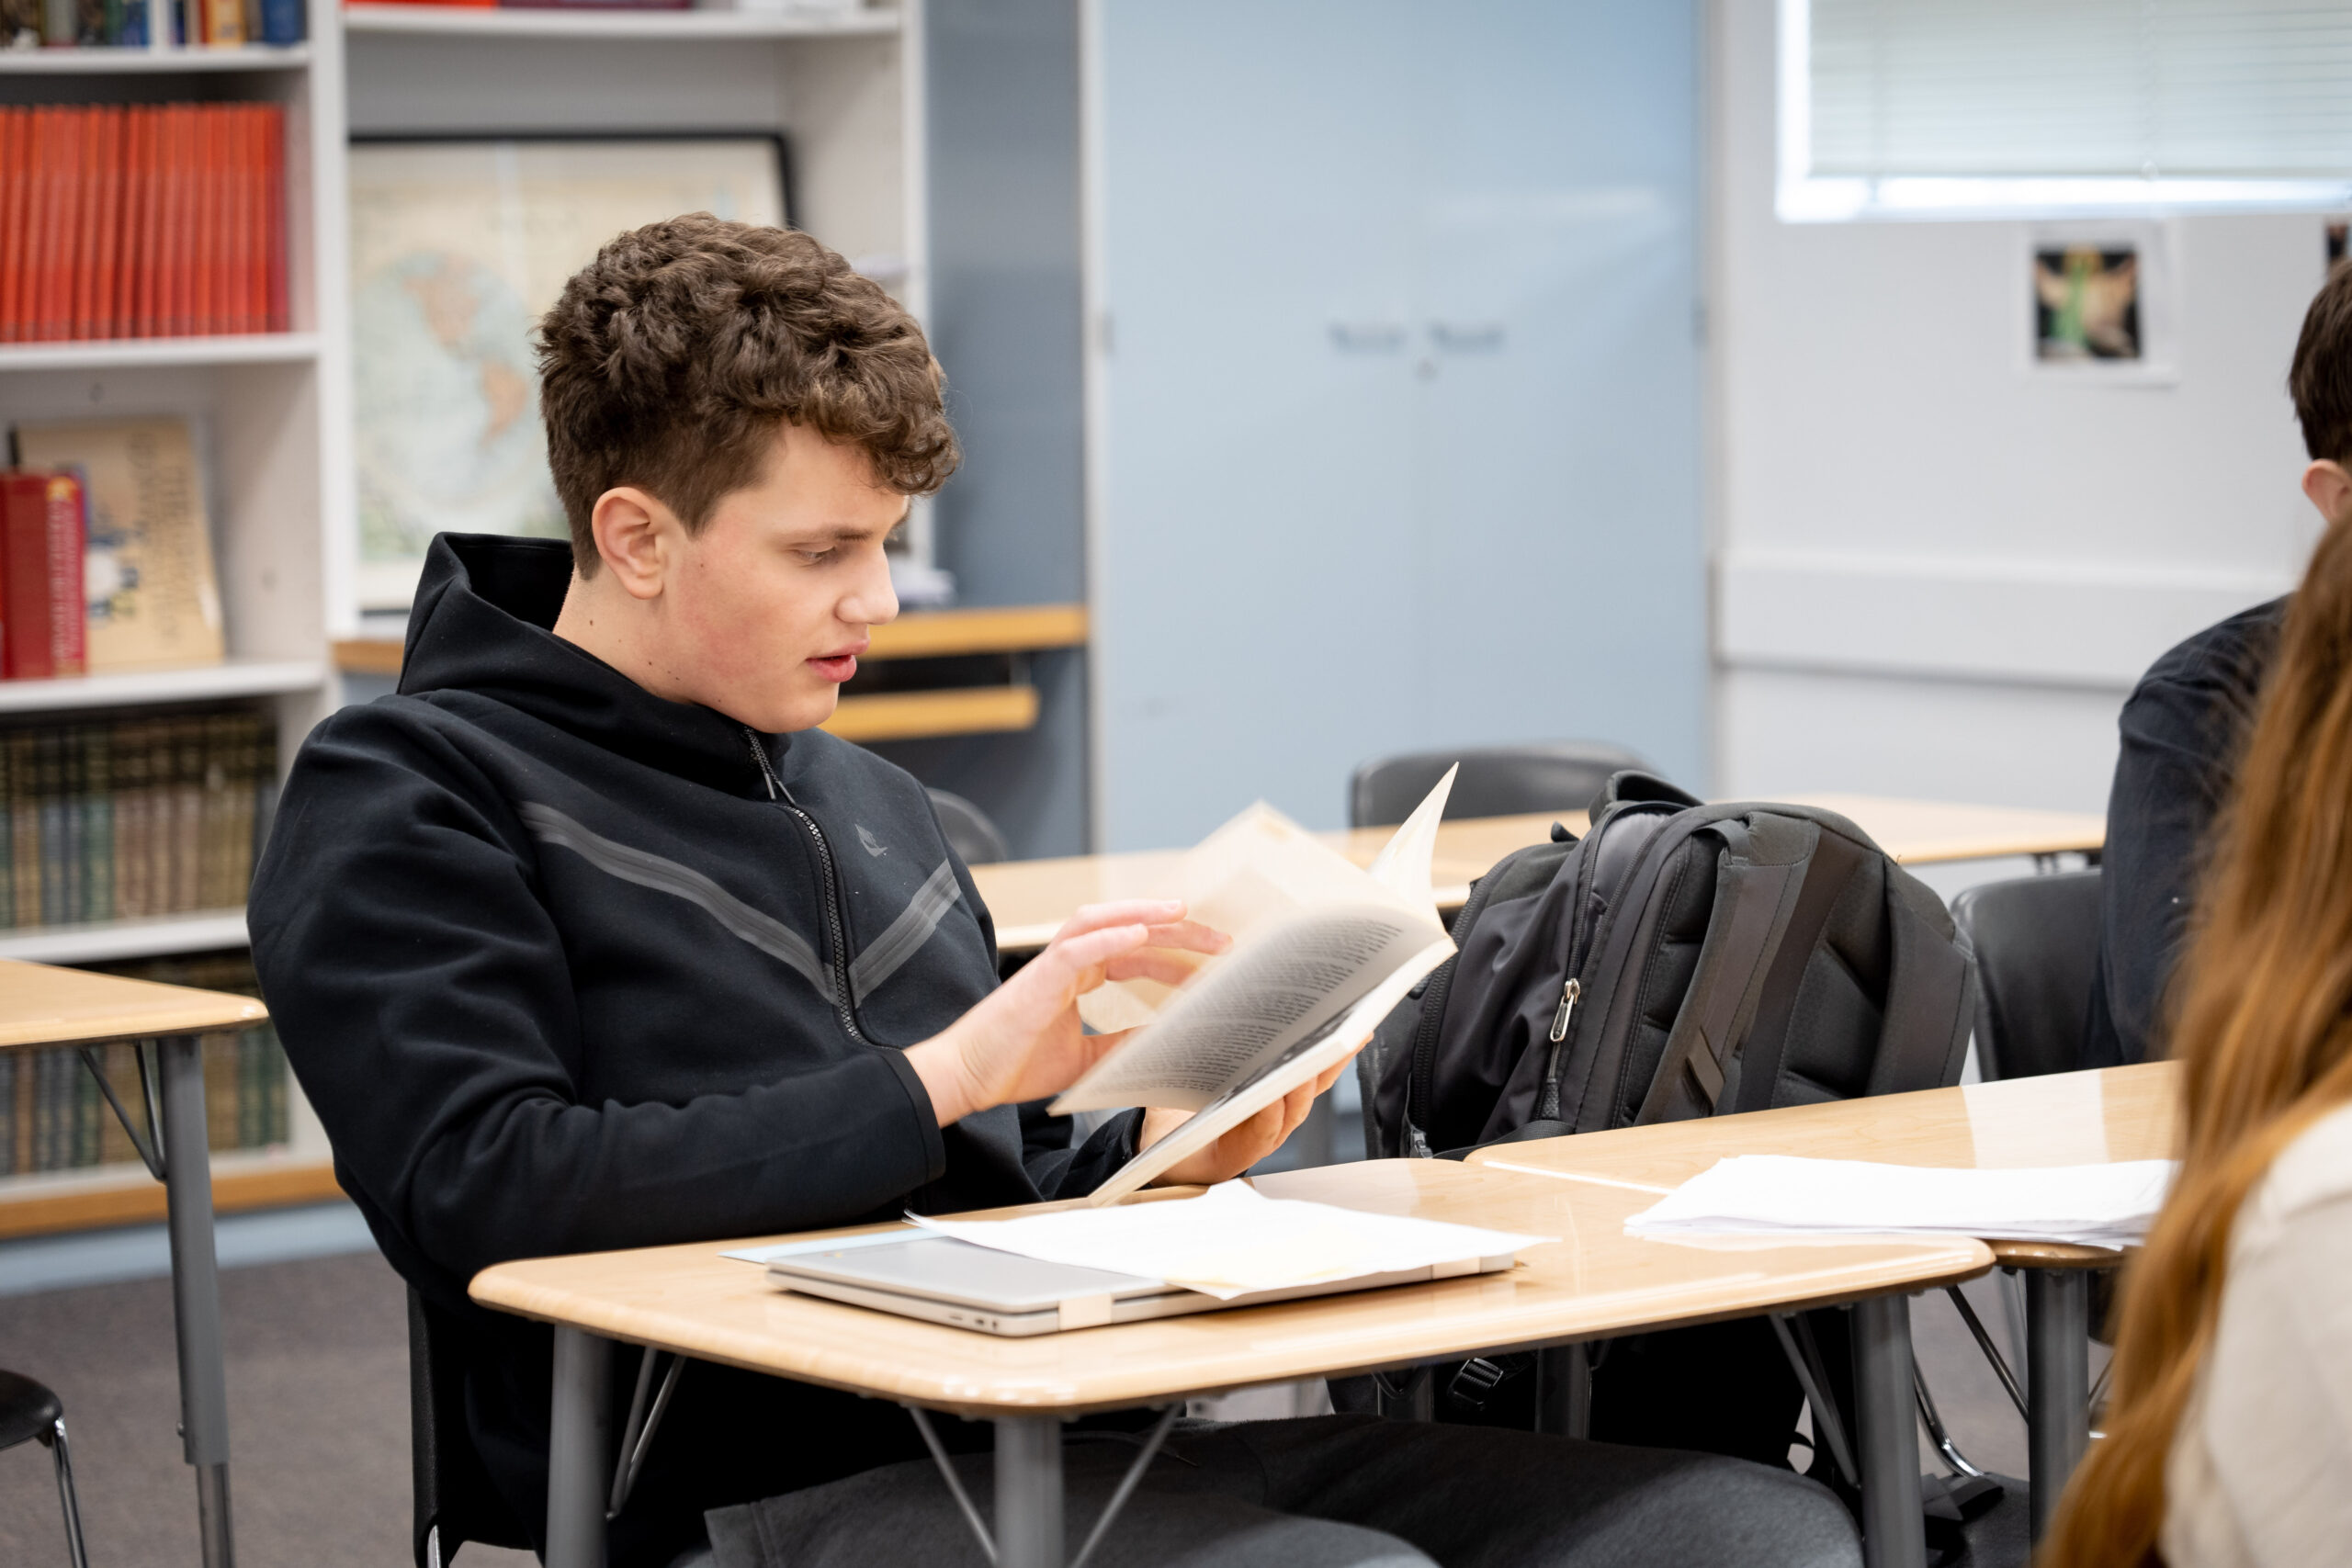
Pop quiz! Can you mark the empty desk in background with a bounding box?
[971,795,2108,956]
[473,1157,1991,1568]
[0,958,272,1568]
[1469,1061,2178,1538]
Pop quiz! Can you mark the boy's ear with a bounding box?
[2301,460,2352,527]
[589,486,674,600]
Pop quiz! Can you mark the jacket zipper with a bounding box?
[742,728,867,1044]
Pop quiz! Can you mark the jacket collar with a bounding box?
[399,534,786,795]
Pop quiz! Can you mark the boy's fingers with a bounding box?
[1101,951,1202,987]
[1042,923,1150,979]
[1057,900,1186,940]
[1140,919,1231,954]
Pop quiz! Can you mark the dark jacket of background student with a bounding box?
[249,533,1142,1566]
[2085,597,2286,1068]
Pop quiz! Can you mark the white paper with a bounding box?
[1623,1156,2177,1250]
[911,1179,1548,1300]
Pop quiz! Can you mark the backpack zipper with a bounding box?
[741,728,867,1044]
[1547,977,1581,1043]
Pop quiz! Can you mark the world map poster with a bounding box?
[348,139,787,610]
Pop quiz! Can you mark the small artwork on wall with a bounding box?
[2033,244,2140,362]
[2023,223,2176,383]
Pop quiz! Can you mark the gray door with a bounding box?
[1092,0,1703,847]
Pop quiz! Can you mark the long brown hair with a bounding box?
[2040,509,2352,1565]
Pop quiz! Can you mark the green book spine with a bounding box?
[84,722,112,924]
[9,731,38,930]
[0,731,11,928]
[37,732,62,927]
[74,1051,98,1167]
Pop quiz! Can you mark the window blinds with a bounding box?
[1804,0,2352,183]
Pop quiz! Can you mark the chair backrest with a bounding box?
[410,1287,532,1568]
[1948,869,2103,1081]
[1349,741,1652,829]
[927,788,1010,866]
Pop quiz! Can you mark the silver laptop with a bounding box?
[755,1232,1518,1337]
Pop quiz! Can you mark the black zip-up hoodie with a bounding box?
[249,534,1138,1563]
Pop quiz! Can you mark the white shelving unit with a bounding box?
[343,5,895,40]
[0,19,351,1228]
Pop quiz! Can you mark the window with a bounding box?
[1780,0,2352,220]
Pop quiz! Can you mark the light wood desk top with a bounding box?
[0,957,268,1051]
[470,1158,1990,1420]
[972,795,2105,954]
[1471,1062,2178,1267]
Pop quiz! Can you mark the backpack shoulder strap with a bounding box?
[1632,813,1819,1122]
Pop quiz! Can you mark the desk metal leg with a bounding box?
[548,1327,614,1568]
[995,1416,1066,1568]
[1852,1294,1926,1568]
[158,1036,234,1568]
[2026,1270,2090,1540]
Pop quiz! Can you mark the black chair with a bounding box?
[410,1287,532,1568]
[1,1368,88,1568]
[1949,869,2104,1081]
[927,788,1010,866]
[1348,740,1652,829]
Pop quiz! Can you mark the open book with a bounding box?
[1057,770,1459,1203]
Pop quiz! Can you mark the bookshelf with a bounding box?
[0,17,351,1229]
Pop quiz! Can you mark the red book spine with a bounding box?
[2,472,56,681]
[20,109,47,344]
[237,105,260,335]
[0,108,21,344]
[129,107,156,339]
[43,107,77,344]
[262,104,285,333]
[70,107,97,341]
[89,107,122,342]
[160,105,187,339]
[186,107,212,336]
[215,107,241,335]
[40,474,82,676]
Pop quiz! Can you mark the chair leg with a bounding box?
[46,1417,91,1568]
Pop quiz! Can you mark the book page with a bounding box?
[1081,938,1453,1204]
[1055,905,1436,1112]
[1077,770,1454,1034]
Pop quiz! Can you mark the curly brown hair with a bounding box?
[535,214,959,576]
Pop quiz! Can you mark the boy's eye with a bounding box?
[797,547,834,564]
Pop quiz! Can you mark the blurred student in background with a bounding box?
[2084,262,2352,1068]
[2044,446,2352,1562]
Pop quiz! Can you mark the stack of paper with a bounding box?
[913,1181,1551,1300]
[1623,1156,2177,1250]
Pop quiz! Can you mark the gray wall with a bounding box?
[872,0,1092,860]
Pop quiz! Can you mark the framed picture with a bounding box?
[2022,221,2177,384]
[348,134,790,610]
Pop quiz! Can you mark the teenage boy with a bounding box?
[251,217,1857,1568]
[2086,264,2352,1067]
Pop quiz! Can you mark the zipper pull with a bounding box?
[1548,976,1581,1043]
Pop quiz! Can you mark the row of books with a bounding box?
[2,418,230,679]
[2,705,276,929]
[0,102,288,344]
[0,1031,288,1174]
[3,0,302,48]
[0,950,288,1177]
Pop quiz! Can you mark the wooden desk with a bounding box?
[1470,1063,2179,1536]
[475,1158,1989,1568]
[971,795,2107,955]
[0,959,270,1568]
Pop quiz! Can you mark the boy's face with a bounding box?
[656,422,905,733]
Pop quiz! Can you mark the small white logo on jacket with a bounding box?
[857,825,888,858]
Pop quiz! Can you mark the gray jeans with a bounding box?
[705,1415,1861,1568]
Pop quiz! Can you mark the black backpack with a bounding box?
[1366,772,1976,1160]
[1351,773,1979,1481]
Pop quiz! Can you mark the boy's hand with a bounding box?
[907,900,1228,1126]
[1137,1061,1350,1187]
